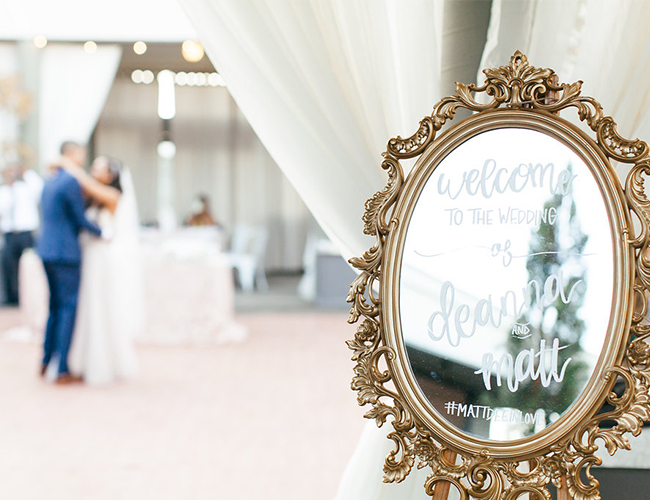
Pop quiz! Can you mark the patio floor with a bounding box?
[0,302,366,500]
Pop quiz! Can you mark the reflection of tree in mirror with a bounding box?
[483,168,589,430]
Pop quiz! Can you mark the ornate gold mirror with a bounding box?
[347,52,650,499]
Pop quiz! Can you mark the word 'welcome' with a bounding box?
[437,159,576,200]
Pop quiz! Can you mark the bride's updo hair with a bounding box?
[104,156,123,193]
[89,156,124,209]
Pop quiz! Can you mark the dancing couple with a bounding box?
[38,141,141,385]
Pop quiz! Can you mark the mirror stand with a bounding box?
[430,451,456,500]
[427,460,571,499]
[557,475,571,500]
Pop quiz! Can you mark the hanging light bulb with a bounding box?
[181,40,204,62]
[157,70,176,120]
[157,140,176,159]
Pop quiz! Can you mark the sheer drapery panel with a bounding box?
[179,0,445,260]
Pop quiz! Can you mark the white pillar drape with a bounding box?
[179,0,444,261]
[39,43,122,165]
[177,2,445,497]
[479,0,650,145]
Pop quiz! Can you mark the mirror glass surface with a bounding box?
[399,128,614,441]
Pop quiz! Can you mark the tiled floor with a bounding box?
[0,278,366,500]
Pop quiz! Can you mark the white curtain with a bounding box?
[39,44,122,165]
[179,0,444,261]
[177,2,445,497]
[479,0,650,145]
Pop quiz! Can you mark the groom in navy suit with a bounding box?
[37,142,102,384]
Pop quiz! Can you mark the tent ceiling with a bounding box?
[0,0,197,43]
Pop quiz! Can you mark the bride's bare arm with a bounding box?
[58,158,120,213]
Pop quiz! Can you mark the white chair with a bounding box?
[227,224,269,293]
[298,230,324,302]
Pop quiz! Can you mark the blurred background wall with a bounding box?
[0,39,317,274]
[95,47,315,272]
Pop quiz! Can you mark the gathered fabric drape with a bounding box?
[178,2,445,497]
[179,0,444,261]
[480,0,650,151]
[39,44,122,165]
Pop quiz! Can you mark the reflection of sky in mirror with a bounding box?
[399,128,614,435]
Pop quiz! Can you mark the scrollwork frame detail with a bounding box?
[347,51,650,500]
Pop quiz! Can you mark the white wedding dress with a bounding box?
[69,169,143,385]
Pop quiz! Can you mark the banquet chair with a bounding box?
[227,224,269,293]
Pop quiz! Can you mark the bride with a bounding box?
[61,155,142,385]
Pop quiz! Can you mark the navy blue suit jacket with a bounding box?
[37,170,102,264]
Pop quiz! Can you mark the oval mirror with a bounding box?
[397,120,618,443]
[348,53,646,499]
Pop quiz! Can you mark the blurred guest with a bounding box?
[187,193,217,226]
[38,142,103,384]
[0,163,44,306]
[61,155,141,385]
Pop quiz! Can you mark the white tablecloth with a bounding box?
[18,228,246,345]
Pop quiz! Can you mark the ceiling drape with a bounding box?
[178,0,444,261]
[39,44,122,165]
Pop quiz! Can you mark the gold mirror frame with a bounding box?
[347,52,650,500]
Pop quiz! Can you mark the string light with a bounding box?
[208,73,225,87]
[175,72,188,86]
[131,70,143,84]
[130,70,226,88]
[133,41,147,55]
[84,41,97,54]
[141,70,154,84]
[33,36,47,49]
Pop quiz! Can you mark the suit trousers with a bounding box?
[2,231,34,305]
[42,262,81,376]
